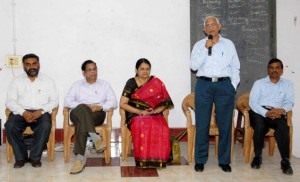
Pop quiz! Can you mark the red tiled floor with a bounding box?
[120,166,158,177]
[85,157,120,167]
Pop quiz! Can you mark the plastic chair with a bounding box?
[5,108,58,162]
[182,92,235,164]
[120,108,169,161]
[236,92,293,163]
[63,107,113,163]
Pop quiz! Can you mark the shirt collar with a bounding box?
[82,79,98,86]
[206,35,223,40]
[265,75,282,84]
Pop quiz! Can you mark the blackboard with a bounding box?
[190,0,276,97]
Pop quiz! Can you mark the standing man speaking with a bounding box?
[190,16,240,172]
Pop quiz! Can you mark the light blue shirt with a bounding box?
[190,36,240,89]
[249,76,294,117]
[64,79,118,111]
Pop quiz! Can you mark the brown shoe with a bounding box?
[94,139,106,153]
[14,159,28,168]
[29,159,42,168]
[70,160,85,174]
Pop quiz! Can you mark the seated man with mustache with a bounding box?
[5,53,59,168]
[249,58,294,175]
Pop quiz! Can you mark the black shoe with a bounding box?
[194,163,204,172]
[251,156,262,169]
[13,159,28,168]
[29,159,42,168]
[218,164,232,172]
[281,158,293,175]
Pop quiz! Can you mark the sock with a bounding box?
[76,154,84,161]
[89,132,101,143]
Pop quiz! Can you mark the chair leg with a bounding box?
[64,136,70,162]
[187,127,195,164]
[247,139,254,163]
[6,141,13,163]
[46,141,51,161]
[124,129,132,161]
[234,111,243,144]
[244,129,253,163]
[231,127,235,160]
[105,131,111,163]
[102,130,111,164]
[65,131,73,162]
[192,130,195,164]
[47,129,55,161]
[63,128,69,162]
[268,136,275,156]
[121,126,128,161]
[187,134,192,164]
[215,136,219,157]
[127,134,132,155]
[243,138,247,157]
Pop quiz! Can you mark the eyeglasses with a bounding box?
[205,23,217,28]
[85,68,97,73]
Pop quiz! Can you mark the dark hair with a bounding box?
[81,60,97,71]
[135,58,151,70]
[268,58,283,69]
[135,58,151,76]
[22,53,39,63]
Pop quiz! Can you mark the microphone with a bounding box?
[208,35,213,56]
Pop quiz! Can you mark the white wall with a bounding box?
[277,0,300,158]
[0,0,191,129]
[1,0,299,158]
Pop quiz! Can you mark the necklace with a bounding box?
[136,77,149,86]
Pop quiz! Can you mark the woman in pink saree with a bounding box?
[120,58,174,168]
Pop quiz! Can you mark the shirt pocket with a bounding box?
[36,88,50,104]
[18,89,32,105]
[273,89,286,105]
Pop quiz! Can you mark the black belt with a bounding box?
[197,76,230,82]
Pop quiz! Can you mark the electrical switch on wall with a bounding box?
[6,55,22,67]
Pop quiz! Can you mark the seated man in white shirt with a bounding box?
[249,58,294,175]
[64,60,118,174]
[5,53,59,168]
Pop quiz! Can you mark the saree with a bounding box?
[122,76,174,168]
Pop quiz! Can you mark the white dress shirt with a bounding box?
[64,79,118,111]
[6,73,59,115]
[190,35,240,89]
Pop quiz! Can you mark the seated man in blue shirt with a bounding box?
[249,58,294,175]
[64,60,118,174]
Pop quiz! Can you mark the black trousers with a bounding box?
[5,111,51,161]
[249,110,290,159]
[70,104,105,156]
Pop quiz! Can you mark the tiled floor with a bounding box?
[0,141,299,182]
